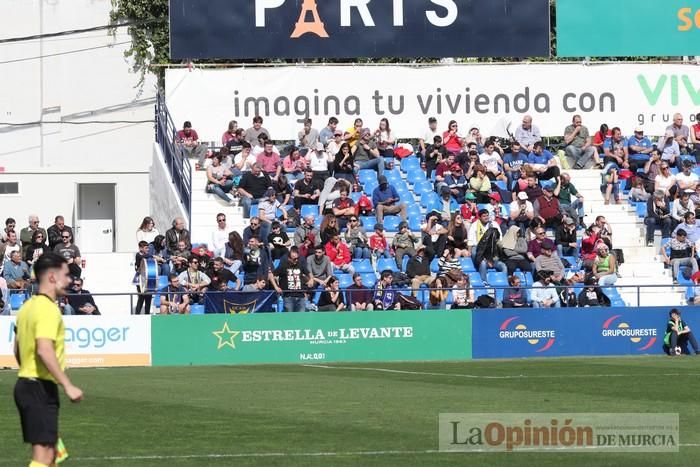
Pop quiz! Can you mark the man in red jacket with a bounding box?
[534,185,563,228]
[325,234,355,275]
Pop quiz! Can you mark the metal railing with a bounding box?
[155,92,192,217]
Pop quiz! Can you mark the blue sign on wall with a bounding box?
[471,307,692,359]
[169,0,550,60]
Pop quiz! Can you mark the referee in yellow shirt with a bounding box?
[13,253,83,467]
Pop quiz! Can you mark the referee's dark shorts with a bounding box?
[14,377,60,445]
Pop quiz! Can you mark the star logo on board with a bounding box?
[212,322,240,350]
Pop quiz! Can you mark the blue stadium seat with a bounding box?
[420,191,440,208]
[430,257,439,273]
[376,257,399,273]
[487,271,508,286]
[158,275,168,290]
[611,297,626,307]
[561,256,578,270]
[385,167,402,180]
[350,192,362,203]
[424,199,442,214]
[249,205,259,218]
[358,169,377,184]
[338,273,353,289]
[190,304,205,315]
[227,280,238,290]
[494,180,507,191]
[363,181,378,194]
[459,257,476,273]
[407,169,426,185]
[352,259,374,273]
[300,204,319,219]
[401,156,420,173]
[238,272,245,285]
[413,180,434,195]
[394,180,410,192]
[359,216,376,232]
[273,259,280,269]
[153,294,161,309]
[10,293,26,310]
[407,203,422,216]
[468,272,484,287]
[313,287,323,305]
[360,272,377,287]
[408,215,422,231]
[399,191,416,204]
[383,216,401,232]
[635,202,646,218]
[402,255,410,271]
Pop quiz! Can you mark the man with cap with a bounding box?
[664,308,700,355]
[406,245,433,296]
[509,192,535,234]
[659,129,681,170]
[534,184,562,228]
[444,163,468,200]
[372,175,407,224]
[672,191,696,226]
[392,221,417,271]
[534,239,565,284]
[626,126,653,170]
[661,228,698,285]
[555,216,578,257]
[352,128,384,175]
[419,116,440,157]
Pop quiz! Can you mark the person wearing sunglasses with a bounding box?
[177,256,211,304]
[53,231,81,278]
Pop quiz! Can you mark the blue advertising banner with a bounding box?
[204,291,277,314]
[169,0,550,59]
[472,307,695,359]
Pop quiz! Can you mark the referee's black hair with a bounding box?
[33,252,68,280]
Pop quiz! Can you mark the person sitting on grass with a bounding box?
[664,308,700,355]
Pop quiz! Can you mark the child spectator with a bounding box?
[628,178,651,202]
[369,223,392,260]
[451,273,475,309]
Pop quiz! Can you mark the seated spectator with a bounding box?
[219,146,234,170]
[324,126,342,155]
[563,114,598,169]
[159,274,191,315]
[514,115,541,154]
[374,270,401,310]
[372,175,407,224]
[658,130,681,170]
[499,225,531,276]
[509,192,535,234]
[293,169,321,213]
[223,231,244,274]
[268,247,313,312]
[674,212,700,245]
[176,120,207,166]
[369,223,392,260]
[444,164,469,200]
[531,271,561,308]
[667,113,691,154]
[428,276,449,309]
[534,184,562,228]
[526,217,546,242]
[594,215,614,249]
[222,120,238,146]
[294,215,321,255]
[20,215,47,257]
[486,193,507,231]
[425,135,448,176]
[479,139,507,182]
[446,213,470,258]
[468,209,499,255]
[602,127,629,168]
[245,116,270,145]
[210,214,229,258]
[274,175,293,207]
[170,240,191,274]
[555,217,578,257]
[406,245,433,296]
[469,164,492,203]
[460,192,479,226]
[672,190,696,226]
[308,245,334,287]
[641,148,663,193]
[3,251,30,290]
[392,222,418,270]
[692,112,700,161]
[332,142,354,184]
[165,217,191,254]
[1,217,16,244]
[690,272,700,305]
[268,222,291,260]
[65,278,101,315]
[438,247,461,276]
[1,230,20,276]
[527,226,549,262]
[177,256,211,304]
[282,146,308,182]
[577,276,611,307]
[48,215,74,250]
[191,244,214,272]
[332,188,356,229]
[258,187,288,240]
[527,142,560,181]
[149,235,171,276]
[24,230,47,266]
[664,308,700,355]
[676,160,699,192]
[645,190,674,247]
[503,141,528,189]
[629,178,651,203]
[375,118,396,158]
[206,154,235,203]
[474,227,507,284]
[233,142,256,173]
[442,120,464,155]
[513,174,543,203]
[319,214,339,245]
[600,163,621,205]
[661,229,698,285]
[502,274,530,308]
[555,173,585,226]
[345,216,370,260]
[237,163,272,218]
[317,276,346,311]
[325,234,354,275]
[241,237,271,286]
[256,140,282,180]
[461,148,480,179]
[534,240,565,283]
[419,116,440,157]
[352,128,383,175]
[298,118,320,152]
[434,153,456,190]
[592,244,618,286]
[451,273,475,309]
[558,280,578,307]
[242,275,268,292]
[422,211,448,260]
[438,186,460,220]
[243,216,265,245]
[53,231,81,278]
[626,126,654,171]
[346,273,374,311]
[580,225,604,269]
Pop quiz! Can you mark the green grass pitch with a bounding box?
[1,357,699,466]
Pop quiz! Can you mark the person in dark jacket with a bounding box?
[644,190,673,247]
[165,217,191,252]
[406,245,433,296]
[65,278,100,315]
[555,217,578,257]
[577,277,611,307]
[501,275,529,308]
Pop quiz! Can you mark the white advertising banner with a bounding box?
[0,315,151,368]
[165,64,699,141]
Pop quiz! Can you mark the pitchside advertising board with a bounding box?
[165,63,699,141]
[557,0,700,57]
[0,316,151,368]
[169,0,550,59]
[150,310,472,366]
[471,307,689,359]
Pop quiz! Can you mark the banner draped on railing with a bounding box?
[203,291,277,314]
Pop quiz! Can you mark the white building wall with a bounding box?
[150,143,188,234]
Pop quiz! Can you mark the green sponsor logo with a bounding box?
[152,311,472,366]
[557,0,700,57]
[637,75,700,106]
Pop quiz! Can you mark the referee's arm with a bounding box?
[36,338,83,402]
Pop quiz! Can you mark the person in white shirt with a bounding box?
[479,139,507,182]
[419,117,440,157]
[676,160,699,192]
[509,192,535,232]
[531,272,561,308]
[467,209,500,253]
[514,115,542,153]
[211,213,229,257]
[233,142,257,173]
[325,130,343,161]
